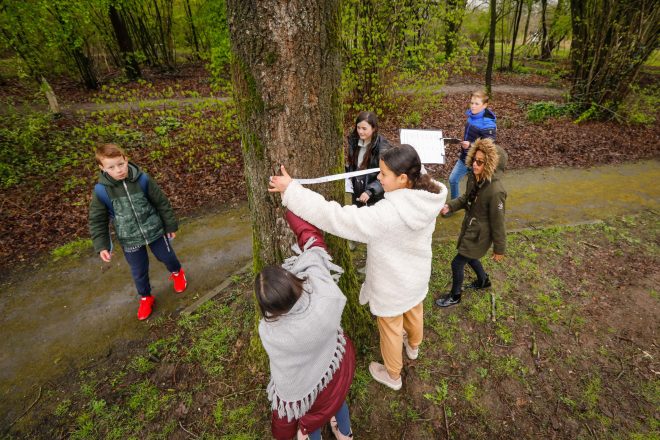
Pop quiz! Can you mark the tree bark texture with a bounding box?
[569,0,660,113]
[227,0,371,344]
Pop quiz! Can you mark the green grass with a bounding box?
[15,212,660,439]
[51,238,93,260]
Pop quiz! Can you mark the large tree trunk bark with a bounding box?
[109,4,141,80]
[485,0,497,95]
[227,0,370,345]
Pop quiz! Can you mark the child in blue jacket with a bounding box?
[447,90,497,205]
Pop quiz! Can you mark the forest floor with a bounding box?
[4,208,659,439]
[0,62,659,439]
[0,62,658,274]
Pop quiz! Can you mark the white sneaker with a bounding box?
[402,331,419,360]
[369,361,402,390]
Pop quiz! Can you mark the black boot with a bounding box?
[464,277,491,290]
[435,293,461,308]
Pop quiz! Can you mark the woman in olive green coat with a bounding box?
[435,138,507,308]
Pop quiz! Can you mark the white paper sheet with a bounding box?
[399,129,445,164]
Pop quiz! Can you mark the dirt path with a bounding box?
[12,83,563,115]
[1,160,658,429]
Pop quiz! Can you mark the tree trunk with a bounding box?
[499,0,505,70]
[183,0,200,58]
[109,4,141,80]
[226,0,370,345]
[522,0,532,45]
[569,0,660,117]
[41,77,61,114]
[444,0,467,59]
[508,0,524,69]
[485,0,497,95]
[540,0,550,59]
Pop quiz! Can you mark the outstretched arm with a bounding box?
[285,209,327,251]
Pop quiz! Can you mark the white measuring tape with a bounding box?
[294,168,380,185]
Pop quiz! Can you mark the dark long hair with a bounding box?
[381,144,441,194]
[254,266,306,321]
[348,111,379,170]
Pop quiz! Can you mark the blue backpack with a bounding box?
[94,173,149,219]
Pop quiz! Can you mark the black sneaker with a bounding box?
[464,278,491,290]
[435,294,461,308]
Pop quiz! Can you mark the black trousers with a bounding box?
[450,253,488,296]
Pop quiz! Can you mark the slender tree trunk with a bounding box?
[486,0,497,95]
[499,0,505,69]
[109,4,141,80]
[540,0,550,59]
[508,0,524,69]
[226,0,369,346]
[183,0,200,57]
[522,0,532,45]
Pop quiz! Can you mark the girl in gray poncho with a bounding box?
[256,210,355,440]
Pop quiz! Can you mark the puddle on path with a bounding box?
[1,160,658,427]
[0,205,252,427]
[434,160,660,239]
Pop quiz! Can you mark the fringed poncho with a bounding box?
[258,239,347,422]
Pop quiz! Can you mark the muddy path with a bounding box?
[1,160,659,429]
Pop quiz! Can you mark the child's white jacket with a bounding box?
[282,180,447,317]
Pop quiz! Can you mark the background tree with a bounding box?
[569,0,660,118]
[485,0,497,94]
[444,0,467,59]
[226,0,370,345]
[508,0,523,70]
[108,2,141,79]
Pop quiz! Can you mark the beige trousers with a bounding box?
[376,301,424,377]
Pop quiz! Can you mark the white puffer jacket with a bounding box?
[282,180,447,317]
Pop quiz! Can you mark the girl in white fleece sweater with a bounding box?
[269,144,447,390]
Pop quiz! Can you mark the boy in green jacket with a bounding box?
[435,138,507,308]
[89,143,187,320]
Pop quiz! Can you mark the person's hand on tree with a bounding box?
[492,253,504,262]
[268,165,293,193]
[358,192,370,203]
[100,250,112,262]
[440,204,450,215]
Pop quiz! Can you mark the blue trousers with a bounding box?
[451,254,488,296]
[449,159,469,200]
[123,236,181,297]
[309,401,351,440]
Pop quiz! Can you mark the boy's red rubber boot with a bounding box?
[137,295,155,320]
[169,268,187,293]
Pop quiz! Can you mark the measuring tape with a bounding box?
[294,168,380,185]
